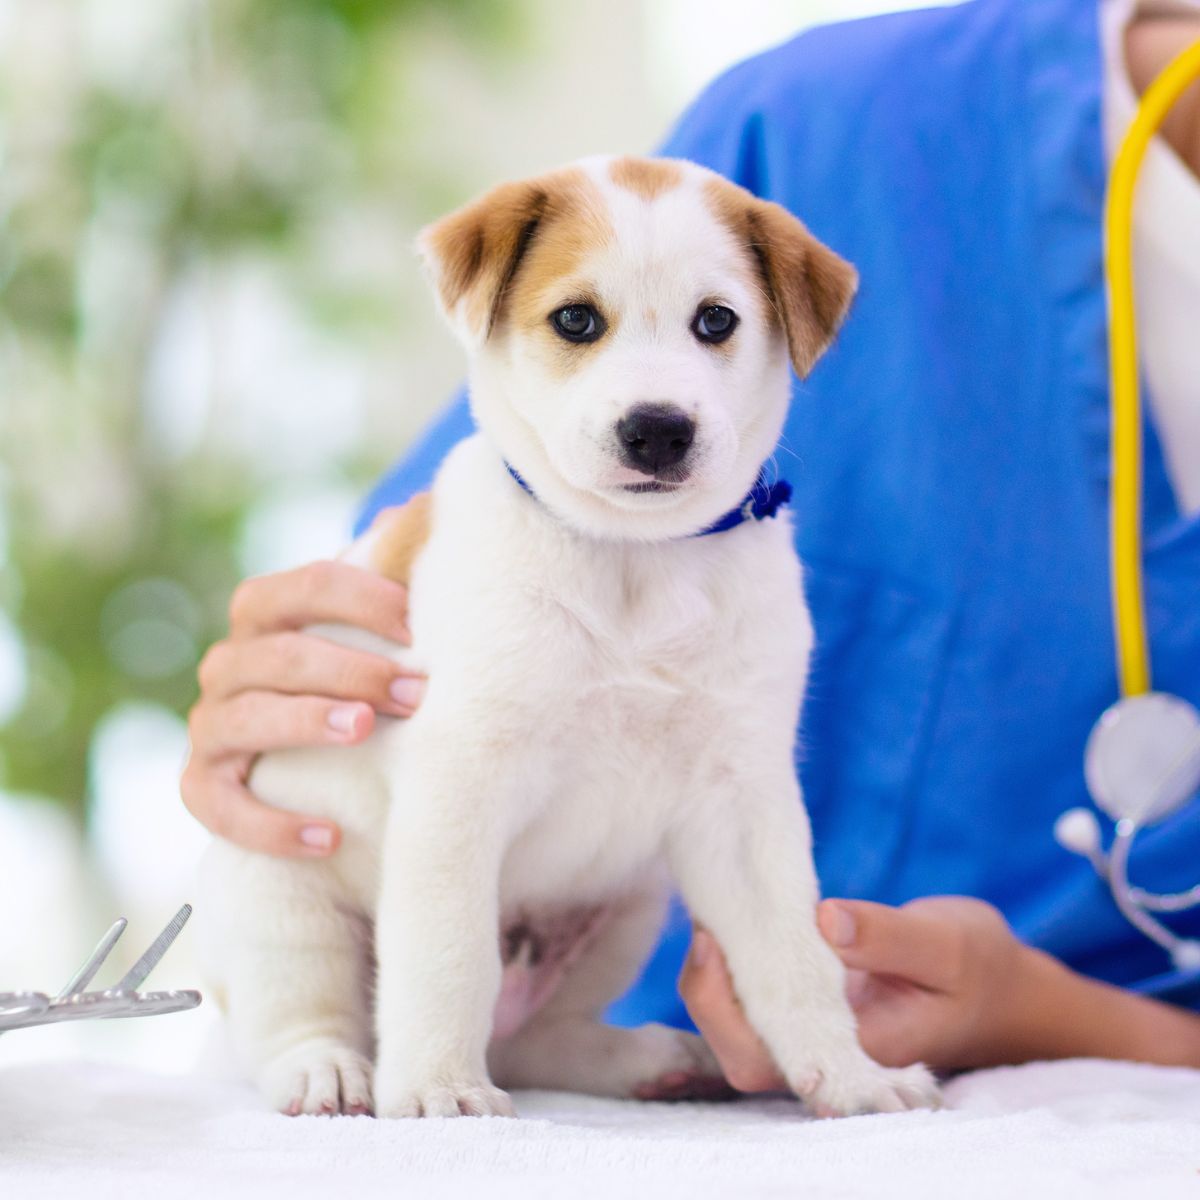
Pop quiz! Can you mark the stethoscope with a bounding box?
[1053,37,1200,972]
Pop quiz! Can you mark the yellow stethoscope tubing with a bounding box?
[1104,36,1200,698]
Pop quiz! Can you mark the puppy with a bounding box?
[197,155,939,1119]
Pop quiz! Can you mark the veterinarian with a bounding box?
[183,0,1200,1081]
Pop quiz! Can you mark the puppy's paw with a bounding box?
[791,1055,941,1117]
[375,1075,515,1119]
[631,1028,734,1101]
[260,1040,374,1116]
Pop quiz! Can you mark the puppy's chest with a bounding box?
[539,555,729,698]
[496,565,740,902]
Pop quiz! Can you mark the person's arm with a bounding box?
[679,896,1200,1087]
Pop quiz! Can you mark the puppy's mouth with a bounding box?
[619,462,692,495]
[621,480,683,495]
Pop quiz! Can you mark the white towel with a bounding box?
[2,1058,1200,1200]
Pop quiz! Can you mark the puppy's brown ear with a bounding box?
[417,179,548,345]
[708,177,858,377]
[746,197,858,377]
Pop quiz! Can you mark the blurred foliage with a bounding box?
[0,0,522,816]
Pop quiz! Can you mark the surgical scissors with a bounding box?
[0,904,201,1033]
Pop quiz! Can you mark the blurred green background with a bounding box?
[0,0,954,1069]
[1,0,526,819]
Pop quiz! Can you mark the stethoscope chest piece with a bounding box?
[1084,692,1200,826]
[1056,693,1200,972]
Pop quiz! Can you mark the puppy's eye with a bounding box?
[550,304,603,343]
[692,305,738,344]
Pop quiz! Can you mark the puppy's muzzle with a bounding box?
[616,403,694,478]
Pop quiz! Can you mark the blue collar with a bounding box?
[504,462,792,537]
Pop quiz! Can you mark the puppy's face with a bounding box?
[419,157,857,540]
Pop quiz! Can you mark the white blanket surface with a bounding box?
[3,1058,1200,1199]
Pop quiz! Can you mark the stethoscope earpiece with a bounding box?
[1053,807,1102,858]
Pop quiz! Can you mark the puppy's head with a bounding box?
[418,156,857,540]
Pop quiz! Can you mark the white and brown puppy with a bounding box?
[197,155,940,1120]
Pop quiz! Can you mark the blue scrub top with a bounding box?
[357,0,1200,1023]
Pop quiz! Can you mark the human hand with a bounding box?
[678,896,1048,1089]
[181,558,425,857]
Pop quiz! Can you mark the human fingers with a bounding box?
[197,632,425,716]
[228,560,411,644]
[842,967,945,1068]
[817,899,966,993]
[188,691,376,759]
[678,928,785,1093]
[181,756,341,858]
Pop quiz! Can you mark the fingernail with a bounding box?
[389,676,426,710]
[327,703,363,735]
[845,969,869,1009]
[692,929,713,969]
[820,903,857,947]
[299,825,335,851]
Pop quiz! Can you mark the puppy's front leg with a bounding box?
[667,752,940,1116]
[373,731,514,1119]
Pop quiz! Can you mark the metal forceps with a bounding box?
[0,904,202,1033]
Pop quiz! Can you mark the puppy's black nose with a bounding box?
[616,404,695,476]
